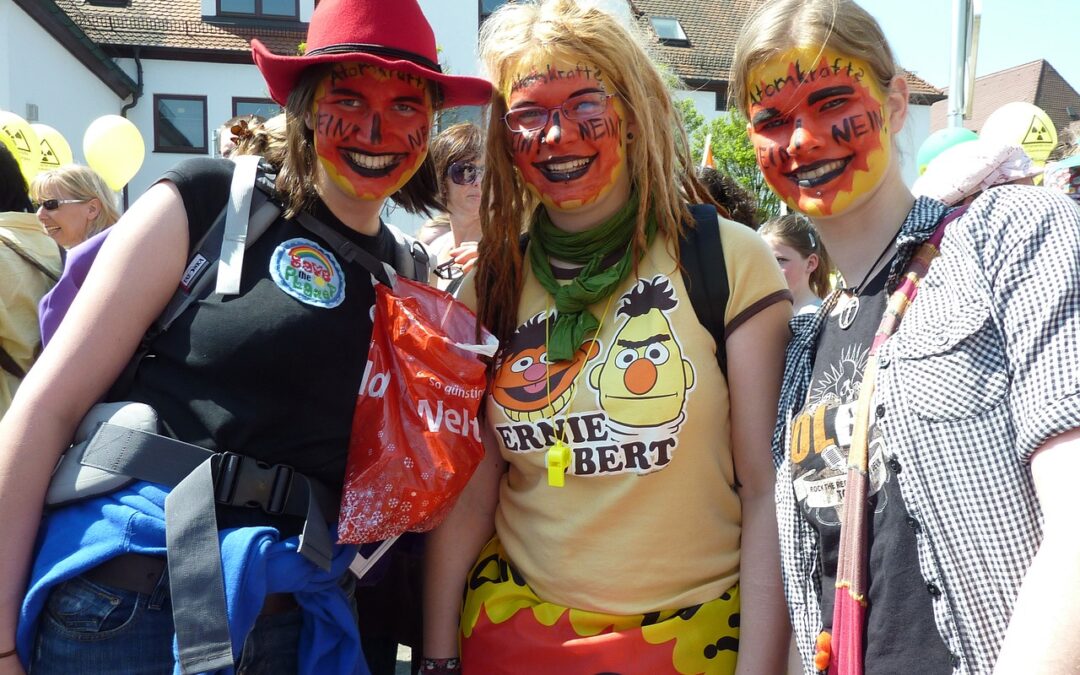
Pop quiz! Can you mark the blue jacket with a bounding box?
[19,481,365,675]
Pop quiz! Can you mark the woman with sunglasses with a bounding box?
[423,122,485,291]
[422,2,792,673]
[734,1,1080,672]
[0,0,491,673]
[30,164,119,250]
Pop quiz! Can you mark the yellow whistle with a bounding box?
[546,441,571,488]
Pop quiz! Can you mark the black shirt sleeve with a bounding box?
[160,157,235,246]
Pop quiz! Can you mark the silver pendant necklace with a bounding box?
[838,235,898,330]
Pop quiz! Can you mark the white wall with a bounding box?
[0,1,124,163]
[674,88,725,123]
[899,104,932,187]
[117,57,276,200]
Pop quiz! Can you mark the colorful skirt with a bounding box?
[460,538,740,674]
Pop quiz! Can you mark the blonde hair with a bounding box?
[731,0,898,118]
[233,113,288,165]
[475,0,713,344]
[760,213,833,298]
[30,164,120,238]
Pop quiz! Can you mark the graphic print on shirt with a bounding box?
[789,342,888,527]
[269,237,346,308]
[492,276,696,477]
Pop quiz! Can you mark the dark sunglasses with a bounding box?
[433,259,465,281]
[35,198,88,211]
[448,162,484,186]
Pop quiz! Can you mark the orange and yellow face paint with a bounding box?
[503,58,628,212]
[746,46,892,218]
[311,62,433,201]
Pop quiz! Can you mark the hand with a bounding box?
[448,242,479,275]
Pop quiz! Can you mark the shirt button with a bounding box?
[887,457,902,473]
[878,355,891,368]
[875,403,886,418]
[927,582,942,597]
[906,516,922,533]
[951,654,962,668]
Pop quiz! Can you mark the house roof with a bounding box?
[631,0,944,105]
[49,0,307,62]
[930,60,1080,133]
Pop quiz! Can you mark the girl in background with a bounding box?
[759,214,831,315]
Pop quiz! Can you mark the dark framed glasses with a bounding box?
[503,92,615,133]
[433,259,464,281]
[35,198,88,211]
[448,162,484,186]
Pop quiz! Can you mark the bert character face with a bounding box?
[309,62,434,201]
[504,58,629,212]
[746,46,893,218]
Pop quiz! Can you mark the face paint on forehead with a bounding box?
[746,46,892,218]
[504,57,627,212]
[312,63,434,202]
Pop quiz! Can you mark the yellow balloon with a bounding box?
[31,123,74,173]
[0,128,16,164]
[979,102,1058,165]
[83,115,145,191]
[0,110,42,184]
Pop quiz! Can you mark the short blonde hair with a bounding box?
[731,0,898,118]
[474,0,713,344]
[30,164,120,238]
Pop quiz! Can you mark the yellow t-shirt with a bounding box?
[458,216,788,614]
[0,212,62,418]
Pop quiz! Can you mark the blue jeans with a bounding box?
[30,572,302,674]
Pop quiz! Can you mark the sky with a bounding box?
[856,0,1080,91]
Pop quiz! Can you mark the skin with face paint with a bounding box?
[746,46,892,218]
[309,62,434,201]
[505,58,629,212]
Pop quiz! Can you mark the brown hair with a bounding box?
[429,122,484,206]
[474,0,715,345]
[731,0,899,118]
[759,213,833,298]
[274,64,443,219]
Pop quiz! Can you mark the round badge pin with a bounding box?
[269,237,346,308]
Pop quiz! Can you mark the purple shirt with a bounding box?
[38,228,111,347]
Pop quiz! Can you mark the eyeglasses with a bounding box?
[35,199,88,211]
[448,162,484,186]
[503,92,616,133]
[433,259,464,281]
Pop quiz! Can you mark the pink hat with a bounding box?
[251,0,492,109]
[912,139,1042,206]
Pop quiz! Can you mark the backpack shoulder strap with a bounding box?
[680,204,730,379]
[385,223,431,283]
[0,230,60,283]
[0,343,26,379]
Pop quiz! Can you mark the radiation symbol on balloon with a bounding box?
[1022,116,1052,145]
[40,139,61,168]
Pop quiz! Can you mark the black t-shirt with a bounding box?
[789,260,953,673]
[121,157,396,491]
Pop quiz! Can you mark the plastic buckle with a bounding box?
[213,452,294,515]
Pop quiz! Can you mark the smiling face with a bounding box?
[36,192,98,248]
[746,46,892,218]
[310,62,434,201]
[504,57,629,212]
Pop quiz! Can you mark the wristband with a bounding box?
[0,647,16,659]
[420,657,461,674]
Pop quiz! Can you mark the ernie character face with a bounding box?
[492,313,602,423]
[589,277,694,428]
[503,57,629,213]
[746,46,893,218]
[310,62,434,201]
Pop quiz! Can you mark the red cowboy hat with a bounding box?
[251,0,492,109]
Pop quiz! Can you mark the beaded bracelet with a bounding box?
[420,657,461,674]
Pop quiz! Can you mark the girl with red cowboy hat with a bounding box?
[0,1,490,674]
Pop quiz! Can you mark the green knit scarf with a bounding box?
[528,193,657,361]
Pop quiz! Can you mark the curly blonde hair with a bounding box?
[474,0,713,344]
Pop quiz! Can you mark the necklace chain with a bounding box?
[841,232,899,296]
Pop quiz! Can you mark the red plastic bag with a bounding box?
[338,276,497,544]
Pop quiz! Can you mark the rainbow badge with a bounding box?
[269,237,346,308]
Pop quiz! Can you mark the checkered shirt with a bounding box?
[773,187,1080,674]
